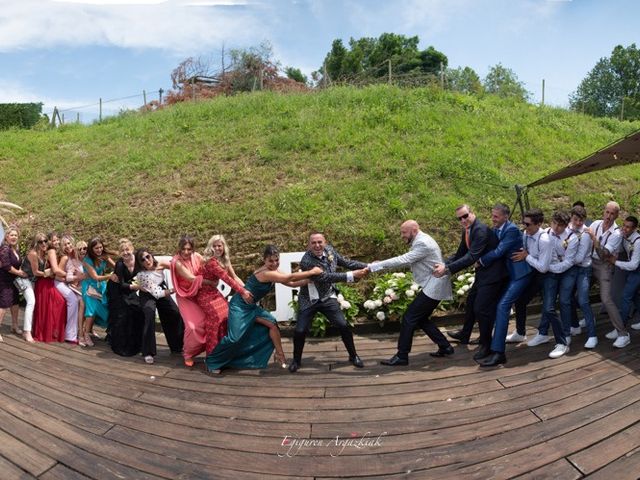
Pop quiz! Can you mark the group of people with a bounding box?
[373,200,640,369]
[1,199,638,373]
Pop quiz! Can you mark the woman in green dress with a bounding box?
[205,245,322,373]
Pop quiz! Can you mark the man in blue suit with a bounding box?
[478,204,533,366]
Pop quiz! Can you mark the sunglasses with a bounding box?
[457,213,470,221]
[37,240,47,244]
[79,247,87,251]
[142,254,153,261]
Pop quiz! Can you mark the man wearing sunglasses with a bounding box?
[433,204,508,361]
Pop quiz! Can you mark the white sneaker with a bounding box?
[578,319,586,328]
[527,333,551,347]
[613,335,631,348]
[570,326,582,336]
[584,337,598,349]
[144,355,154,364]
[565,336,572,346]
[631,322,640,331]
[605,329,619,340]
[549,344,569,359]
[506,331,527,343]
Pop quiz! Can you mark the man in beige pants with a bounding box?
[586,201,629,348]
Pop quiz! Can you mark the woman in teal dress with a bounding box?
[205,245,322,373]
[82,237,115,344]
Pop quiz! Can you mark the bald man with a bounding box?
[369,220,454,365]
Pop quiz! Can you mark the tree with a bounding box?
[0,103,43,130]
[446,66,483,95]
[285,67,308,85]
[570,44,640,120]
[316,33,447,84]
[483,64,530,101]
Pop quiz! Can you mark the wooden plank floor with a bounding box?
[1,314,640,479]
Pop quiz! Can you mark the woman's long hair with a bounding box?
[203,234,230,266]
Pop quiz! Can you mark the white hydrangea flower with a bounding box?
[376,311,386,320]
[411,283,420,291]
[337,294,344,302]
[364,300,375,310]
[457,275,465,282]
[293,295,298,302]
[383,296,392,304]
[391,293,399,300]
[405,289,415,298]
[374,299,383,307]
[468,276,475,284]
[393,272,406,278]
[465,272,473,278]
[462,285,470,292]
[384,288,395,296]
[457,288,465,296]
[340,301,351,310]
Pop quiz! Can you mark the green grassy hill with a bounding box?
[1,85,639,272]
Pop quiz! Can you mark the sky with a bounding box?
[0,0,638,123]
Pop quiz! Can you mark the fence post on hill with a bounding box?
[388,59,392,84]
[143,90,147,107]
[76,112,80,124]
[159,88,164,104]
[259,68,264,90]
[620,97,625,121]
[439,62,444,88]
[51,107,57,127]
[99,98,102,123]
[61,113,65,125]
[541,79,545,106]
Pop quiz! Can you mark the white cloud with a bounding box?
[0,0,265,53]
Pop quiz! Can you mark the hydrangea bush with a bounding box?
[362,272,421,326]
[438,272,475,311]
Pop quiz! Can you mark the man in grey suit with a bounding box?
[370,220,454,366]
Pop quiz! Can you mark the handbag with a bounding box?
[13,277,31,292]
[86,285,103,300]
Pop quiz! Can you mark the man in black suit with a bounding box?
[433,204,508,360]
[288,232,368,373]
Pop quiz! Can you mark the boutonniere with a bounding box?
[327,253,334,264]
[562,239,569,249]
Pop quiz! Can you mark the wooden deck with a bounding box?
[1,316,640,479]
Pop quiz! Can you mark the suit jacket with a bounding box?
[376,231,452,301]
[446,219,507,285]
[297,244,367,312]
[479,221,532,281]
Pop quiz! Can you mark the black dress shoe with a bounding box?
[479,351,507,367]
[350,355,364,368]
[472,345,491,361]
[380,355,408,366]
[469,338,480,345]
[446,330,469,344]
[288,360,301,373]
[429,346,455,357]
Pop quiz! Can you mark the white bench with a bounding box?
[156,252,304,322]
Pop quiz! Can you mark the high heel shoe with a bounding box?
[274,352,287,369]
[11,326,23,335]
[23,331,35,343]
[184,358,194,367]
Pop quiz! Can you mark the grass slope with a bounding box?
[1,85,639,272]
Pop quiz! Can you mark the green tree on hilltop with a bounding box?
[570,43,640,120]
[446,66,483,95]
[316,33,447,84]
[483,63,530,101]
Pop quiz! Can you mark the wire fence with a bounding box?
[51,88,167,126]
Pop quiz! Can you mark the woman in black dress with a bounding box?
[0,226,29,341]
[107,239,145,356]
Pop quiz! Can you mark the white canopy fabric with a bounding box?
[527,129,640,188]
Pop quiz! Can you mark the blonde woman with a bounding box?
[59,235,86,344]
[210,234,244,286]
[54,234,81,343]
[0,226,29,341]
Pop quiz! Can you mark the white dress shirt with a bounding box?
[549,228,580,274]
[615,231,640,271]
[524,228,552,273]
[590,219,622,260]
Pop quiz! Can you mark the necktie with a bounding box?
[465,227,470,248]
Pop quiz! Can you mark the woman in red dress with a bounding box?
[32,232,67,342]
[195,235,253,356]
